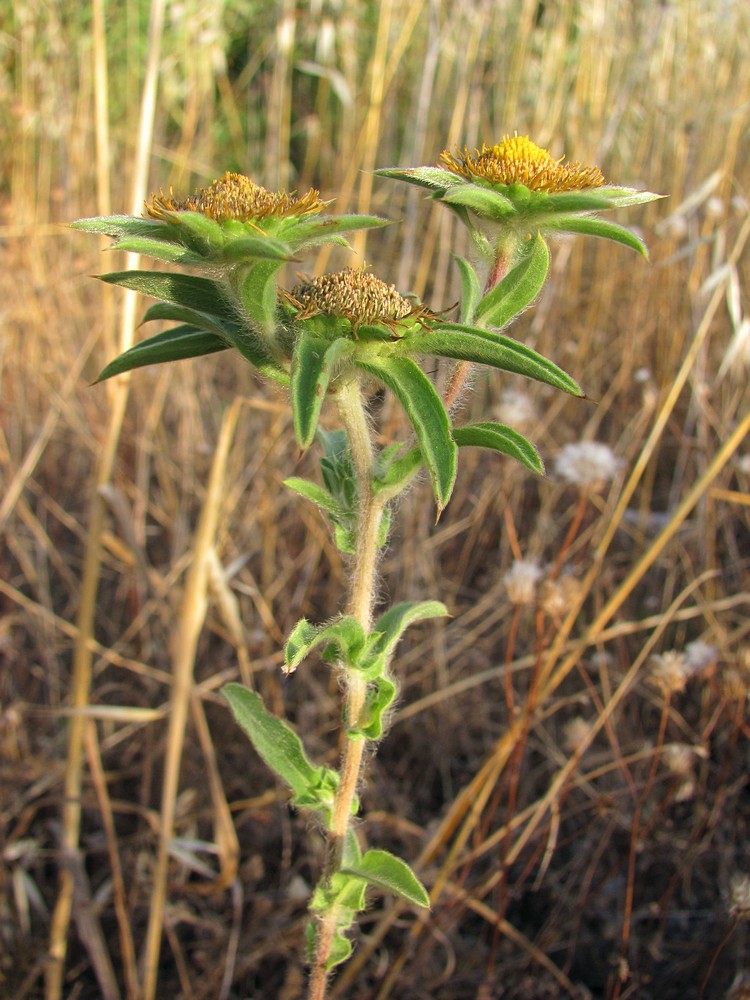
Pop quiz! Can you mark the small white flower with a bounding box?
[502,559,543,606]
[554,441,623,490]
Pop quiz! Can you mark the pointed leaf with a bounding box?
[284,616,366,673]
[222,684,322,800]
[544,216,650,256]
[366,601,448,670]
[342,849,430,908]
[221,235,293,261]
[291,335,354,448]
[71,215,177,241]
[141,301,232,339]
[354,355,457,510]
[374,166,462,192]
[396,324,582,396]
[234,259,285,332]
[527,191,614,215]
[372,445,423,497]
[455,256,482,324]
[95,326,228,381]
[108,237,206,265]
[453,422,544,475]
[99,270,235,318]
[291,214,389,248]
[440,185,516,219]
[593,186,666,208]
[159,210,224,256]
[349,677,397,740]
[475,234,549,328]
[284,477,347,519]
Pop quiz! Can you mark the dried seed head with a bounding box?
[502,559,543,606]
[729,874,750,920]
[684,640,718,677]
[563,716,594,753]
[650,650,689,695]
[288,267,421,332]
[440,134,605,193]
[145,171,325,222]
[493,388,537,430]
[554,441,623,491]
[726,972,750,1000]
[662,743,699,777]
[539,575,582,620]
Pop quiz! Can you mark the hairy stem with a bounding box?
[308,379,385,1000]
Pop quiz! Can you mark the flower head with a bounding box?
[145,171,326,222]
[440,135,605,193]
[502,559,543,606]
[650,650,689,695]
[554,441,623,491]
[287,267,431,336]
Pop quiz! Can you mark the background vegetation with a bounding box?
[2,0,749,997]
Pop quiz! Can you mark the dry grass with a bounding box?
[2,1,750,998]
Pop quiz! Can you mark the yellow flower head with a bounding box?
[288,267,426,335]
[145,171,326,222]
[439,135,605,193]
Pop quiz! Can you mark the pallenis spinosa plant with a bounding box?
[72,134,660,999]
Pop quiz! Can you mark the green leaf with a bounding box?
[107,237,206,265]
[372,445,423,497]
[99,270,234,318]
[455,256,482,324]
[139,299,288,383]
[364,601,448,672]
[453,422,544,475]
[291,335,354,448]
[233,259,285,332]
[353,355,457,511]
[71,215,178,241]
[284,616,367,673]
[593,186,666,208]
[526,191,614,215]
[342,849,430,908]
[374,166,462,192]
[161,210,224,256]
[440,185,516,219]
[284,477,347,519]
[474,234,550,328]
[221,235,293,261]
[544,215,650,257]
[141,301,232,339]
[95,326,228,381]
[397,323,583,397]
[349,676,397,740]
[222,684,325,802]
[291,214,389,248]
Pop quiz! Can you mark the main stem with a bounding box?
[308,379,386,1000]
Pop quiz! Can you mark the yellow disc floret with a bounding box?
[440,134,605,193]
[145,171,326,222]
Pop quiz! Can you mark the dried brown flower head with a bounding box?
[288,267,429,334]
